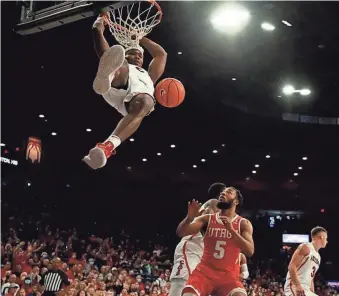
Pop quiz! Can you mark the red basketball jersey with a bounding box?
[199,213,245,276]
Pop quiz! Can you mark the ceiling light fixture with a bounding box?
[282,85,295,95]
[282,20,292,27]
[261,22,275,31]
[300,88,311,96]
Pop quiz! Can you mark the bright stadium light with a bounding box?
[211,4,250,35]
[282,20,292,27]
[300,88,311,96]
[261,22,275,31]
[282,85,295,95]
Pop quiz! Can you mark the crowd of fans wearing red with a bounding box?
[1,226,337,296]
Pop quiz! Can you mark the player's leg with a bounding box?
[181,269,213,296]
[92,45,129,96]
[228,290,247,296]
[168,279,186,296]
[216,280,246,296]
[83,93,154,169]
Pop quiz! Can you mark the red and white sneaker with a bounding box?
[83,141,116,170]
[93,45,126,95]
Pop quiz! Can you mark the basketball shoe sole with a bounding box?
[93,45,125,95]
[83,147,107,170]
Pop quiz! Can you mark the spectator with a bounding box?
[2,275,20,295]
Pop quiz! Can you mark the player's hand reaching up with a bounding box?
[187,199,202,221]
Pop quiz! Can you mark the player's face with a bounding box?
[125,49,143,67]
[217,187,238,210]
[319,232,328,248]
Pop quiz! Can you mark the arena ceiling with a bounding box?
[2,1,339,212]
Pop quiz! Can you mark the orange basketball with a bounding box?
[155,78,185,108]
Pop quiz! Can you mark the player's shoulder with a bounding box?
[297,243,311,255]
[239,217,252,226]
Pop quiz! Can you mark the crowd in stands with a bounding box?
[1,212,338,296]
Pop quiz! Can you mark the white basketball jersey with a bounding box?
[128,64,154,96]
[101,63,155,116]
[170,233,204,281]
[284,243,321,291]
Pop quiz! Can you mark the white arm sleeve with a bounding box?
[240,264,249,279]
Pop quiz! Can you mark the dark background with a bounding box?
[1,0,339,278]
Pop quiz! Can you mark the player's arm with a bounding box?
[176,214,209,237]
[227,219,255,257]
[311,280,315,292]
[240,253,249,280]
[288,243,311,288]
[92,16,110,58]
[199,199,218,214]
[139,37,167,83]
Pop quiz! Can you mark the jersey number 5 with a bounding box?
[213,241,226,259]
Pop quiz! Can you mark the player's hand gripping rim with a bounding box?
[187,199,202,221]
[92,15,109,32]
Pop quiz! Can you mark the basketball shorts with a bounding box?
[169,279,186,296]
[170,254,201,282]
[183,265,246,296]
[284,286,317,296]
[102,77,155,117]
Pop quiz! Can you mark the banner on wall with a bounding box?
[1,157,18,166]
[26,137,42,164]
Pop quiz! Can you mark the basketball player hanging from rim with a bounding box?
[83,1,166,169]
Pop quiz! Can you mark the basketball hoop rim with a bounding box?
[100,0,163,31]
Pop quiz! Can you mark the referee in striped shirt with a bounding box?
[39,258,70,296]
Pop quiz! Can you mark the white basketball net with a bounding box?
[105,1,162,49]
